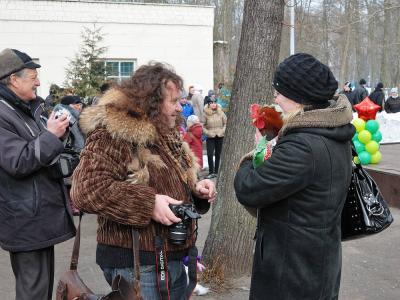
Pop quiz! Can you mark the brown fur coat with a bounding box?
[71,89,206,253]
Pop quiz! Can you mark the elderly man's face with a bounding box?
[10,69,40,101]
[161,81,182,129]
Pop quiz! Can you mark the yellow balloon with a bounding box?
[352,118,366,133]
[365,141,379,154]
[353,156,360,164]
[358,130,372,144]
[370,151,382,164]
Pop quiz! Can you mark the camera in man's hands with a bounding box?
[168,204,201,245]
[54,107,75,126]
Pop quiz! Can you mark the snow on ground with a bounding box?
[376,112,400,143]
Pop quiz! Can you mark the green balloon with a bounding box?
[358,130,372,144]
[365,120,379,134]
[353,140,365,154]
[353,156,360,164]
[365,141,379,154]
[352,133,358,142]
[372,131,382,143]
[358,151,371,165]
[352,118,366,133]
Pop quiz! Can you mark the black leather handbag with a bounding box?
[341,147,393,241]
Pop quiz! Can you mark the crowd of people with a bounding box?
[179,85,227,179]
[0,46,396,300]
[339,78,400,113]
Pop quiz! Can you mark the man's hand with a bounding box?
[152,195,183,225]
[47,111,69,138]
[194,179,217,203]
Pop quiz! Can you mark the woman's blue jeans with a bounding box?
[102,260,187,300]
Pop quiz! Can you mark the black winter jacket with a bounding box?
[369,88,385,111]
[353,85,369,104]
[0,85,75,252]
[384,96,400,113]
[234,95,354,300]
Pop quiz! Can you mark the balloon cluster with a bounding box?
[351,97,382,165]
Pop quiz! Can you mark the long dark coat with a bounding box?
[234,95,355,300]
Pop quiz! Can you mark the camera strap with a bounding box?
[154,235,170,300]
[185,245,198,299]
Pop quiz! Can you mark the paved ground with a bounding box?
[0,207,399,299]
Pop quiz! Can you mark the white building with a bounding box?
[0,0,214,97]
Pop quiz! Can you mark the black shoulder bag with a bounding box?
[341,146,394,241]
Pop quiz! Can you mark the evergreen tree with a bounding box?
[65,25,107,104]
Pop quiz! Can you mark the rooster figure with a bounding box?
[250,104,283,168]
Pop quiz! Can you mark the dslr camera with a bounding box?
[168,204,201,245]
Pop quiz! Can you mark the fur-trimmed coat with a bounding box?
[203,105,227,138]
[71,89,209,257]
[234,95,355,300]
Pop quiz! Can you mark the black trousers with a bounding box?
[206,136,224,174]
[10,246,54,300]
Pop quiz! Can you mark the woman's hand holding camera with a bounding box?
[194,179,217,203]
[47,111,69,138]
[152,194,182,225]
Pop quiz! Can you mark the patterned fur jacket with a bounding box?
[71,89,210,259]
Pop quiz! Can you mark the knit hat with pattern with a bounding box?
[273,53,338,106]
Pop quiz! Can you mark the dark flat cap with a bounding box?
[0,48,41,80]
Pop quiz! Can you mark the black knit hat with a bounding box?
[61,95,82,105]
[273,53,338,106]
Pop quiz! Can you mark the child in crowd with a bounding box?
[184,115,203,169]
[180,90,194,128]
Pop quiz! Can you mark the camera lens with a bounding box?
[168,222,187,245]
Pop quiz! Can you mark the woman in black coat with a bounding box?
[369,82,385,111]
[234,53,355,300]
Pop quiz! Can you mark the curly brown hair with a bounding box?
[119,62,183,132]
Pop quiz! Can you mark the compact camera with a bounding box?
[168,204,201,245]
[54,107,75,126]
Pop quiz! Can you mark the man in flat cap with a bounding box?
[0,48,75,300]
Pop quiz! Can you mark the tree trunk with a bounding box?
[202,0,285,275]
[339,0,352,86]
[213,0,233,87]
[380,0,390,86]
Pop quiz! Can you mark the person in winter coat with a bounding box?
[0,48,75,300]
[385,87,400,113]
[339,81,357,110]
[191,85,205,122]
[203,98,227,178]
[53,95,85,215]
[353,78,369,104]
[180,90,194,127]
[71,62,216,299]
[369,82,385,111]
[184,115,203,168]
[234,53,354,300]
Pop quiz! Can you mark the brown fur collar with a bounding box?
[279,94,353,137]
[79,89,158,146]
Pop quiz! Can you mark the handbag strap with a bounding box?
[69,213,82,270]
[69,214,143,298]
[132,228,143,299]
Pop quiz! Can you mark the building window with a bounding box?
[105,60,136,82]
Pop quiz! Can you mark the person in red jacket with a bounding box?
[184,115,203,168]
